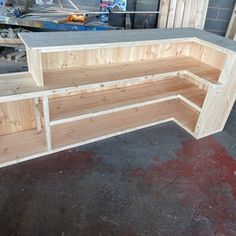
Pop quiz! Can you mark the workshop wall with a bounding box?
[204,0,236,36]
[76,0,235,33]
[76,0,160,29]
[77,0,99,7]
[133,0,159,29]
[22,0,235,33]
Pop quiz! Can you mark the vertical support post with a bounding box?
[42,96,52,151]
[34,97,42,132]
[26,48,44,86]
[194,54,236,138]
[125,14,132,29]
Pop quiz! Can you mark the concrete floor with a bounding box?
[0,102,236,235]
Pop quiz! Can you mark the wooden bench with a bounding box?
[0,28,236,168]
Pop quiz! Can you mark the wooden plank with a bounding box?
[42,96,52,150]
[182,0,192,27]
[226,3,236,40]
[26,48,44,86]
[51,99,199,148]
[174,0,185,28]
[200,0,210,29]
[194,0,209,29]
[188,0,198,27]
[34,98,42,132]
[158,0,208,29]
[158,0,171,28]
[167,0,177,28]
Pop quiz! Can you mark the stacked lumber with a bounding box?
[158,0,209,29]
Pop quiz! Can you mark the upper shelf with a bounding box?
[0,56,220,102]
[44,56,221,88]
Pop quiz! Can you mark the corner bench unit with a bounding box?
[1,28,236,168]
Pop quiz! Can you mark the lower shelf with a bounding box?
[51,99,199,149]
[0,129,47,166]
[0,99,199,168]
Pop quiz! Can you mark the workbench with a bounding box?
[0,13,117,31]
[0,28,236,168]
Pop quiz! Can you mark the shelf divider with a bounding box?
[42,96,52,151]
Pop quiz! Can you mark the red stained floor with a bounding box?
[0,120,236,235]
[132,136,236,235]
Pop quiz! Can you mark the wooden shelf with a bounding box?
[1,29,235,168]
[0,57,219,101]
[44,56,221,88]
[47,76,206,125]
[51,99,199,149]
[0,129,47,166]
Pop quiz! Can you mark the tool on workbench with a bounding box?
[53,14,86,24]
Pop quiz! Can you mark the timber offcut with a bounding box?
[0,28,236,168]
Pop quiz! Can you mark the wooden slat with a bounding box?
[51,99,199,149]
[167,0,177,28]
[47,76,206,123]
[26,48,44,86]
[194,0,210,29]
[42,96,52,151]
[158,0,209,29]
[182,0,192,27]
[226,3,236,40]
[188,0,198,27]
[158,0,171,28]
[41,42,190,71]
[174,0,185,28]
[200,0,210,29]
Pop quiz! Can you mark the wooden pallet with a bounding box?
[0,28,236,168]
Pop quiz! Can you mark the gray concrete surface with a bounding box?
[0,109,236,235]
[0,59,236,236]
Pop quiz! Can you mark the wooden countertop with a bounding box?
[19,28,236,52]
